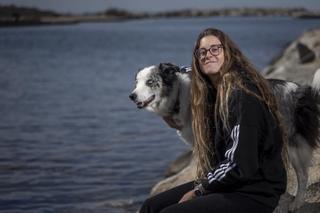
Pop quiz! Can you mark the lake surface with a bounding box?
[0,16,319,213]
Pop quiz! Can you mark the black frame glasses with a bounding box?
[194,44,223,60]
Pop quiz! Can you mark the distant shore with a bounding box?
[1,5,320,27]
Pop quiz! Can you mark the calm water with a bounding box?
[0,17,319,213]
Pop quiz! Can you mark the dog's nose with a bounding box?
[129,93,137,101]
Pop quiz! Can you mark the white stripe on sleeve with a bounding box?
[208,125,240,183]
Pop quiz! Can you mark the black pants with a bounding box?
[139,181,274,213]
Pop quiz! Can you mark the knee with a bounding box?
[159,205,180,213]
[139,197,183,213]
[139,197,157,213]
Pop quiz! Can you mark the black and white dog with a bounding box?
[129,63,194,146]
[129,63,320,211]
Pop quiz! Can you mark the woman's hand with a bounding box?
[178,190,196,203]
[162,116,183,130]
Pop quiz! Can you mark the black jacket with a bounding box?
[201,82,287,208]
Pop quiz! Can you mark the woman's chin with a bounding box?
[203,69,220,75]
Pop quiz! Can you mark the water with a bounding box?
[0,16,319,213]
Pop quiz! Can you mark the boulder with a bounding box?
[296,42,316,63]
[262,28,320,84]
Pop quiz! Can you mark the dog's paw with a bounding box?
[273,201,289,213]
[273,193,291,213]
[273,205,289,213]
[289,200,304,212]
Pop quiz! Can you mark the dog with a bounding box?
[129,63,320,211]
[129,63,194,146]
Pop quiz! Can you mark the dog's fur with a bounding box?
[129,63,193,146]
[129,63,320,211]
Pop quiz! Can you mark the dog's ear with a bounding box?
[158,63,180,75]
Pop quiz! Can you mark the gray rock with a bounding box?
[164,150,192,177]
[297,42,316,64]
[262,28,320,84]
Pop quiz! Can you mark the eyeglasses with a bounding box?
[194,44,223,60]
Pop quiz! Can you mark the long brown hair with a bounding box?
[191,28,287,179]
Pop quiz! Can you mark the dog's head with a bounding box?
[129,63,180,114]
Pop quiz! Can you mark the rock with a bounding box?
[150,158,196,196]
[149,27,320,213]
[262,28,320,84]
[296,42,316,63]
[164,150,192,177]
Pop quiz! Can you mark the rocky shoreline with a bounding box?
[151,28,320,213]
[1,5,320,27]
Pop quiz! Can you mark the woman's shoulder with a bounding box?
[231,80,260,100]
[229,81,265,115]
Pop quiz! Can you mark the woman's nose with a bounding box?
[204,52,214,61]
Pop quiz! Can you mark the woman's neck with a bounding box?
[209,74,221,89]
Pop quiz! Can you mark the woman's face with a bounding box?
[197,35,225,76]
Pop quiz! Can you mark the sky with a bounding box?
[0,0,320,14]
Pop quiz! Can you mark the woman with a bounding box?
[139,28,287,213]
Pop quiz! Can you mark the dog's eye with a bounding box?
[146,79,154,86]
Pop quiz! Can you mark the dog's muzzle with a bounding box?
[129,93,155,109]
